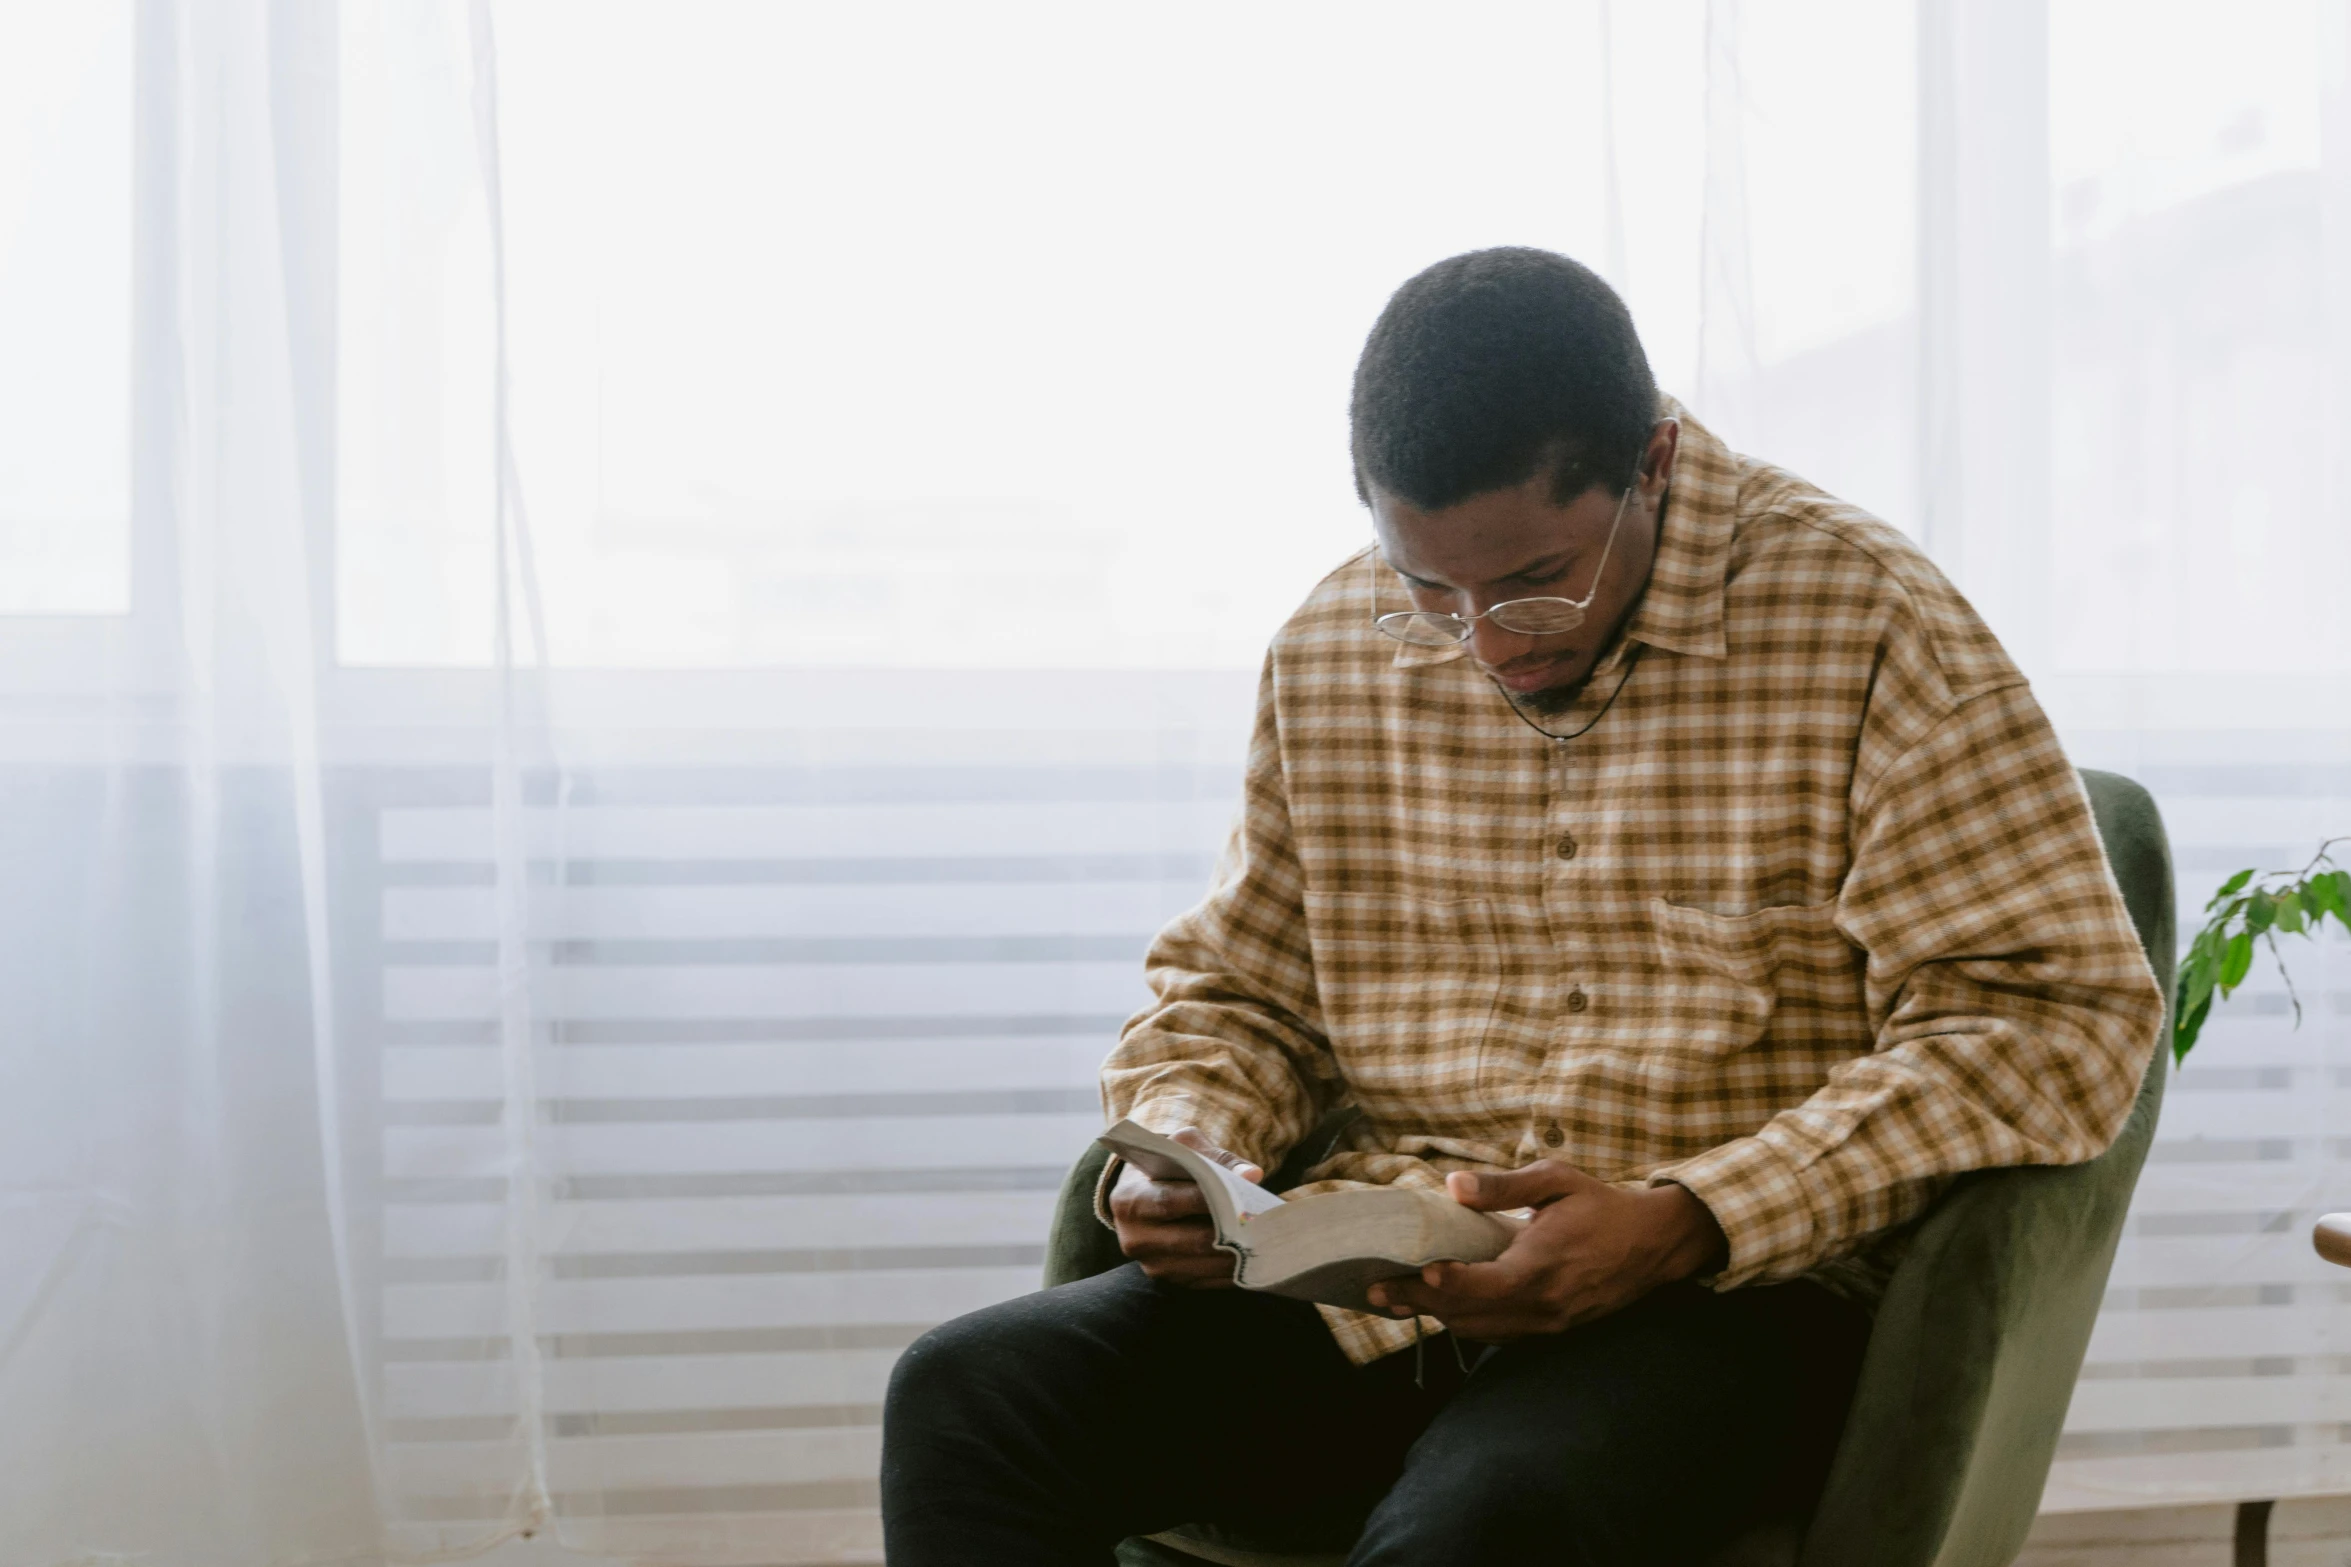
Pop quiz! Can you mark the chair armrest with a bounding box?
[1796,1044,2165,1567]
[1045,1141,1129,1288]
[1798,769,2175,1567]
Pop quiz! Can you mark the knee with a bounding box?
[885,1305,1025,1429]
[1358,1435,1626,1566]
[885,1280,1114,1434]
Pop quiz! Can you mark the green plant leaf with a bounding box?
[2177,848,2351,1063]
[2319,869,2351,927]
[2220,929,2255,991]
[2193,925,2230,986]
[2274,891,2307,934]
[2173,988,2213,1065]
[2302,873,2333,917]
[2209,868,2256,909]
[2175,952,2216,1034]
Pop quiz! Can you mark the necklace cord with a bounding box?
[1497,638,1647,744]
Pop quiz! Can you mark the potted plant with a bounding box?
[2171,838,2351,1063]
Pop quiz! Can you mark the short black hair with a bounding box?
[1350,247,1659,511]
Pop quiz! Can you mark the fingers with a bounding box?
[1113,1174,1213,1224]
[1367,1269,1591,1341]
[1369,1255,1530,1317]
[1108,1158,1214,1220]
[1364,1283,1534,1341]
[1113,1212,1219,1259]
[1445,1160,1597,1211]
[1117,1216,1237,1286]
[1108,1131,1257,1291]
[1363,1166,1681,1339]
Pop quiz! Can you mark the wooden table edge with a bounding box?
[2317,1213,2351,1269]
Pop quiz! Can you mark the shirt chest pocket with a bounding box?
[1648,896,1858,1059]
[1312,896,1502,1095]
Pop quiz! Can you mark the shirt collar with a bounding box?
[1378,398,1737,670]
[1620,400,1733,661]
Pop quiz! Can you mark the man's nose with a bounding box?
[1464,615,1539,667]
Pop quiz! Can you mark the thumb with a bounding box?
[1447,1160,1596,1211]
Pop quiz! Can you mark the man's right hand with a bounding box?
[1108,1127,1264,1288]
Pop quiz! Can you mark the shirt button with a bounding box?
[1553,833,1579,860]
[1567,987,1589,1013]
[1542,1122,1566,1148]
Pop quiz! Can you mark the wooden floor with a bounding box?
[469,1499,2351,1566]
[2018,1499,2351,1566]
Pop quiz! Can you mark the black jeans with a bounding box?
[880,1264,1870,1567]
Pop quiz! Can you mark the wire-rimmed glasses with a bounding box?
[1373,471,1642,648]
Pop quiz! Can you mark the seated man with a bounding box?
[880,248,2162,1566]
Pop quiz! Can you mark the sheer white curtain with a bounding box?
[4,4,2350,1565]
[0,2,385,1563]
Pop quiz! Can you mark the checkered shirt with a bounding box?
[1100,407,2163,1365]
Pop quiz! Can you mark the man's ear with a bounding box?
[1642,419,1681,497]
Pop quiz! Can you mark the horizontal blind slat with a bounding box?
[383,1114,1099,1178]
[385,1266,1038,1338]
[385,1350,900,1421]
[383,1038,1114,1099]
[2065,1373,2351,1432]
[385,882,1196,940]
[379,800,1235,860]
[383,961,1150,1020]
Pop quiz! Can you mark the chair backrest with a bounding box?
[1044,769,2176,1567]
[1796,768,2174,1567]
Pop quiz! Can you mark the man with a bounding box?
[881,248,2162,1565]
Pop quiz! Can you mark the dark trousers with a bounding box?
[880,1263,1870,1567]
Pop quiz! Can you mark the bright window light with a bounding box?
[0,0,132,616]
[327,1,1921,670]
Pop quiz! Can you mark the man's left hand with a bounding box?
[1364,1163,1729,1341]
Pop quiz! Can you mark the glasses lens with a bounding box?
[1489,598,1585,635]
[1375,611,1469,646]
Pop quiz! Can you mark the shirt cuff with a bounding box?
[1649,1134,1818,1290]
[1091,1154,1125,1231]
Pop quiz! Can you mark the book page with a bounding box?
[1098,1120,1284,1220]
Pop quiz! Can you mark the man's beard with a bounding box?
[1499,668,1592,719]
[1500,613,1643,721]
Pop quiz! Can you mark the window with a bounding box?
[0,1,133,616]
[336,0,1914,672]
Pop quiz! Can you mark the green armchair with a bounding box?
[1043,769,2175,1567]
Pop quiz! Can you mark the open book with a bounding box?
[1099,1119,1524,1314]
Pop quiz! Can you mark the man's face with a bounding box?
[1369,423,1677,717]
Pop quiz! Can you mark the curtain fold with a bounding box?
[1,2,388,1563]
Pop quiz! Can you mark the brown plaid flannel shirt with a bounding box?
[1101,407,2163,1364]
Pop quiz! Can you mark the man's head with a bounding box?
[1351,247,1675,717]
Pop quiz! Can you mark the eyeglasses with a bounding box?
[1373,474,1642,648]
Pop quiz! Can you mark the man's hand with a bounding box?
[1364,1163,1727,1340]
[1108,1128,1265,1288]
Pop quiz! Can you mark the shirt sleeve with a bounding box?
[1098,654,1344,1180]
[1652,679,2165,1289]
